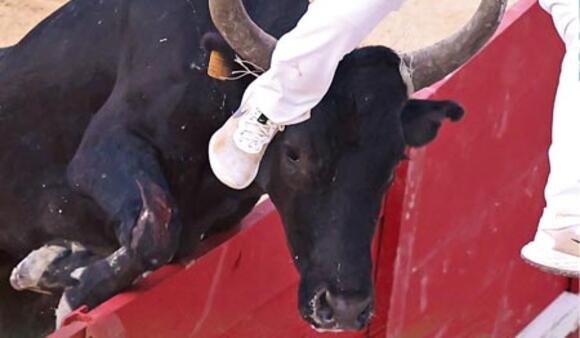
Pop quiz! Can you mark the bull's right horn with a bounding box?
[208,0,277,70]
[402,0,507,92]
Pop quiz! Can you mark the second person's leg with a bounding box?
[521,0,579,276]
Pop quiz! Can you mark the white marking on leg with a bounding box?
[10,244,67,293]
[55,294,73,329]
[70,267,87,281]
[106,247,127,274]
[70,242,87,253]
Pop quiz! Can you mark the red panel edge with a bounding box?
[368,163,409,337]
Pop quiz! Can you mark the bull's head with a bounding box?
[209,0,506,331]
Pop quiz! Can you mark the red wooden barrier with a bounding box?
[376,1,569,336]
[49,1,570,337]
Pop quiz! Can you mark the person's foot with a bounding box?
[209,106,283,190]
[521,225,580,277]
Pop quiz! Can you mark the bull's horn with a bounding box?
[208,0,277,70]
[402,0,507,92]
[209,0,506,91]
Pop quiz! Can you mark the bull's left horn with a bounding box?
[208,0,277,70]
[402,0,507,92]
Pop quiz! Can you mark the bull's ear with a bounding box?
[401,99,464,147]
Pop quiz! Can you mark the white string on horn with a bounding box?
[221,55,265,81]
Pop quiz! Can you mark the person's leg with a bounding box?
[210,0,405,189]
[241,0,405,125]
[521,0,579,276]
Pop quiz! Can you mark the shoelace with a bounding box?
[236,111,284,154]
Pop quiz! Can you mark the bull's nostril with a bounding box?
[317,291,334,323]
[322,291,373,330]
[310,289,336,326]
[310,289,373,329]
[318,307,334,323]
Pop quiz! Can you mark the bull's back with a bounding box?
[0,0,126,256]
[0,0,125,151]
[0,0,310,256]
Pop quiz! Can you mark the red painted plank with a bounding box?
[368,164,408,337]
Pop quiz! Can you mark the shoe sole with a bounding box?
[521,242,580,278]
[208,131,257,190]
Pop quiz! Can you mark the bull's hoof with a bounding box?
[10,241,86,294]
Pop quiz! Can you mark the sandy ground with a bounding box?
[0,0,65,46]
[365,0,519,50]
[1,0,519,50]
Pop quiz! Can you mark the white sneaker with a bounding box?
[209,106,283,190]
[521,225,580,277]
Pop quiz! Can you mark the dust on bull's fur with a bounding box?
[106,247,128,275]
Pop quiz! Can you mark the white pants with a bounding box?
[538,0,580,230]
[240,0,405,125]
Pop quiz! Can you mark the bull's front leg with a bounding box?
[60,106,184,325]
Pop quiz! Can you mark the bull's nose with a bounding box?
[310,289,373,331]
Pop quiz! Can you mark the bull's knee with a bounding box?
[127,179,181,269]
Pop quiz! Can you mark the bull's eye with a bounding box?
[286,148,300,162]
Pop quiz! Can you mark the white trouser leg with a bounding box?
[538,0,580,231]
[240,0,405,125]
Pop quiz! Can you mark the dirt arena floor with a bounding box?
[1,0,518,49]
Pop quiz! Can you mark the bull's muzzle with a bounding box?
[308,288,373,332]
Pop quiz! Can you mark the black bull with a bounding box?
[0,0,502,335]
